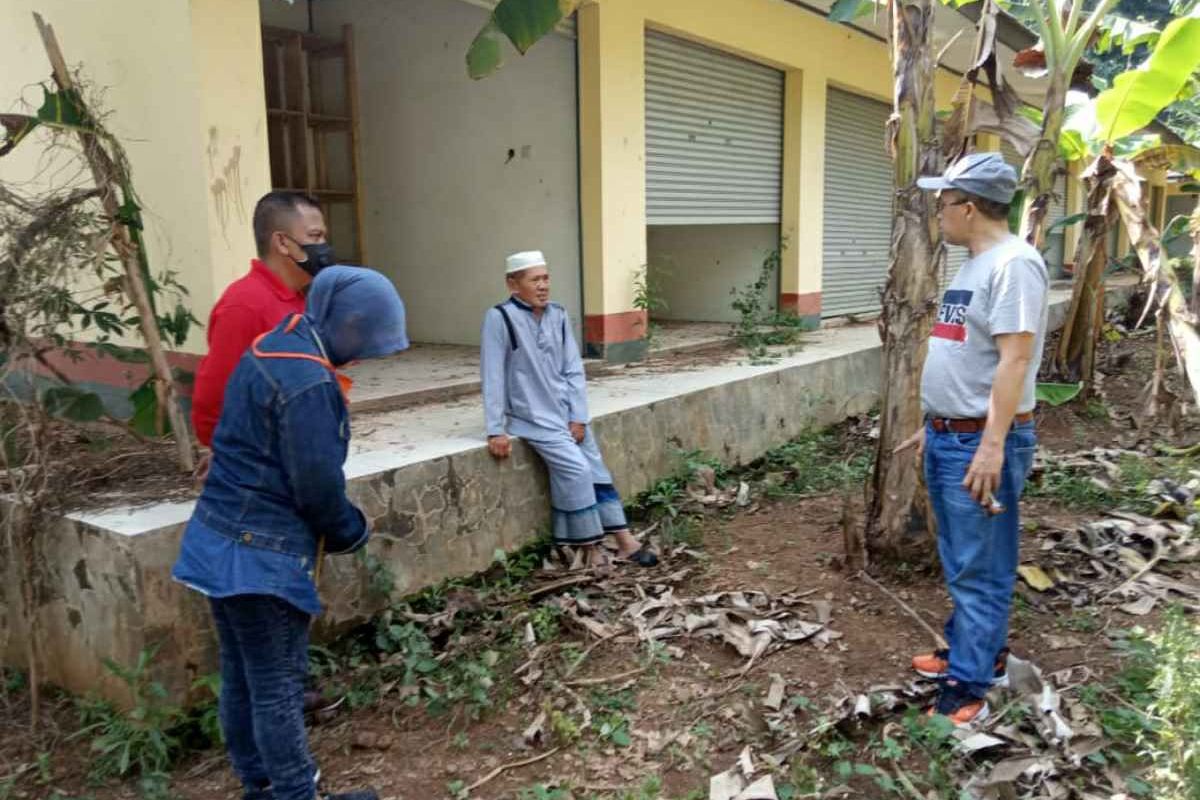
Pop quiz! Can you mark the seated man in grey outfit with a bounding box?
[481,250,657,568]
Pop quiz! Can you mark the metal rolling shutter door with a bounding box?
[822,88,893,316]
[644,31,783,225]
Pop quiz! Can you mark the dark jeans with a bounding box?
[924,420,1037,697]
[210,594,317,800]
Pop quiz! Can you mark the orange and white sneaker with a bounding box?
[911,647,1010,688]
[912,648,951,679]
[927,681,989,727]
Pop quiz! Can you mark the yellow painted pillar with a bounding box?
[975,132,1002,153]
[779,68,825,327]
[577,0,649,362]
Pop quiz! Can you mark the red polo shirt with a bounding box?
[191,259,306,446]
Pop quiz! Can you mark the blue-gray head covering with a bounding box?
[917,152,1018,204]
[306,266,409,366]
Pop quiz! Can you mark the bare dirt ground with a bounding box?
[2,328,1198,800]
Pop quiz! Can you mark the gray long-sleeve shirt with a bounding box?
[480,296,589,439]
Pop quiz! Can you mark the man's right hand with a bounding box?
[894,426,926,459]
[488,434,511,459]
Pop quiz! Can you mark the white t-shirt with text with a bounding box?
[921,234,1049,420]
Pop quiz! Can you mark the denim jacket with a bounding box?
[173,314,368,615]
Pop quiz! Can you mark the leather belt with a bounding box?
[929,412,1034,434]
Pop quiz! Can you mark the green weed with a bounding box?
[730,248,814,364]
[596,712,633,747]
[756,429,872,496]
[1027,467,1111,510]
[72,647,182,799]
[1059,609,1102,633]
[517,785,571,800]
[633,265,669,346]
[371,615,507,718]
[631,449,725,522]
[1142,608,1200,797]
[531,605,563,642]
[1083,398,1110,420]
[1029,455,1192,515]
[616,775,664,800]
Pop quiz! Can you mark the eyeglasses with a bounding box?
[936,197,971,213]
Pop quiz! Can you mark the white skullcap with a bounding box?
[505,250,547,275]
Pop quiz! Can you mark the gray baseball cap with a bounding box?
[917,152,1018,204]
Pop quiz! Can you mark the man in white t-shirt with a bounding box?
[898,153,1048,726]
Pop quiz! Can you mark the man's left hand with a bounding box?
[963,440,1004,505]
[569,422,586,443]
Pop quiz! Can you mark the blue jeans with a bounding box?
[924,420,1037,698]
[209,595,317,800]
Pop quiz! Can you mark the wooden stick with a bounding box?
[465,747,560,793]
[32,13,193,472]
[522,574,597,601]
[857,570,948,650]
[564,667,646,688]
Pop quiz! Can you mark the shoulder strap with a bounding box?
[494,303,518,351]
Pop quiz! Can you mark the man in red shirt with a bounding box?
[192,192,335,456]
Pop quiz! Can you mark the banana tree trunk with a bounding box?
[1019,75,1068,249]
[1054,155,1112,384]
[864,0,941,568]
[1190,196,1200,318]
[1110,159,1200,408]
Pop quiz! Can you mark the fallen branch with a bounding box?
[1155,441,1200,457]
[564,667,646,688]
[465,747,561,794]
[857,570,948,650]
[515,574,597,603]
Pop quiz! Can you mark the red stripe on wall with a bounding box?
[24,345,202,396]
[779,292,821,316]
[582,310,648,345]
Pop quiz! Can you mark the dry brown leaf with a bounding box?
[1018,565,1055,592]
[764,674,786,711]
[1118,594,1158,616]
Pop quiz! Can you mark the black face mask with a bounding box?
[287,236,336,276]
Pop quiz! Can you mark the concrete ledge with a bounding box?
[0,282,1136,702]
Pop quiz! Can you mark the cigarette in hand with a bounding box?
[984,492,1005,516]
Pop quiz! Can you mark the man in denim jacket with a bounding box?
[173,267,408,800]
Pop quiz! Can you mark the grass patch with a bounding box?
[754,428,873,497]
[69,648,222,800]
[1028,454,1194,514]
[1076,609,1200,796]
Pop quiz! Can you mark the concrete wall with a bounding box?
[1,340,881,704]
[265,0,582,346]
[647,224,781,322]
[1,282,1137,703]
[0,0,270,356]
